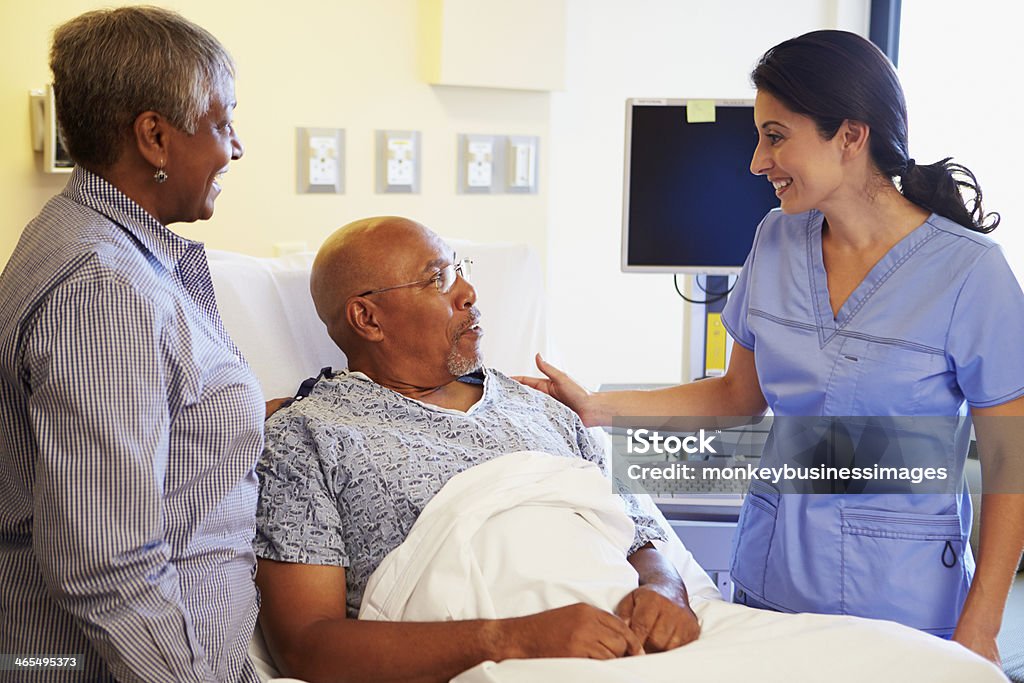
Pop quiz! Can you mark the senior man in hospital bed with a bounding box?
[253,216,1006,683]
[255,216,700,682]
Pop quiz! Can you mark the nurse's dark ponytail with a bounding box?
[752,30,1000,233]
[899,158,998,233]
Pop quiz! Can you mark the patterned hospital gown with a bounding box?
[255,368,665,617]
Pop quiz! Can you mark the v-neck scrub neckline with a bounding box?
[808,213,936,341]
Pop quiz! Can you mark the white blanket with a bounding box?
[360,452,1007,683]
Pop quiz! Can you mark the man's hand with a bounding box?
[615,585,700,652]
[265,397,294,420]
[512,354,598,426]
[502,602,644,660]
[623,544,701,652]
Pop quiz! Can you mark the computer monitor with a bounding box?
[621,98,779,274]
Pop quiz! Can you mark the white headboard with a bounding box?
[207,240,548,399]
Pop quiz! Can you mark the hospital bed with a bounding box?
[206,242,1007,683]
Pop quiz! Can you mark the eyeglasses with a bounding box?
[358,259,473,297]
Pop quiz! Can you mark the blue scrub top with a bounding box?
[722,208,1024,636]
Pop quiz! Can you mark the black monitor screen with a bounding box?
[622,100,779,273]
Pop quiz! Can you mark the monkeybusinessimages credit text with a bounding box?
[619,428,950,488]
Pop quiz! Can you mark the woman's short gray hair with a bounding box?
[50,5,235,169]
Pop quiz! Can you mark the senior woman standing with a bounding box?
[0,7,260,682]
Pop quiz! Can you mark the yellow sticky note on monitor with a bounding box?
[686,99,716,123]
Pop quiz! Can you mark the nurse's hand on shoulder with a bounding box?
[615,585,701,653]
[513,354,597,425]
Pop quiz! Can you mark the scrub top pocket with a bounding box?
[730,482,780,598]
[840,507,968,635]
[825,338,944,416]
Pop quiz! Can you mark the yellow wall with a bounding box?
[0,1,551,268]
[425,0,566,91]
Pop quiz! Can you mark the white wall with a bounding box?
[898,1,1024,278]
[545,0,871,388]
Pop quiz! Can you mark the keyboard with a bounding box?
[645,475,751,496]
[606,423,767,517]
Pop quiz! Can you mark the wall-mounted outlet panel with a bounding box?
[29,85,73,174]
[457,134,501,194]
[376,130,421,193]
[297,127,344,194]
[506,135,539,193]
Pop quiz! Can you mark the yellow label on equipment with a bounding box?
[705,312,727,374]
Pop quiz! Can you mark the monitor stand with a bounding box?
[682,274,733,382]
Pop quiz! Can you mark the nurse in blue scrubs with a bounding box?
[519,30,1024,665]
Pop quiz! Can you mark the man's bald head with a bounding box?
[310,216,448,351]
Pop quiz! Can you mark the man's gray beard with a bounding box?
[447,347,482,377]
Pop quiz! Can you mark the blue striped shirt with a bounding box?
[0,168,263,682]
